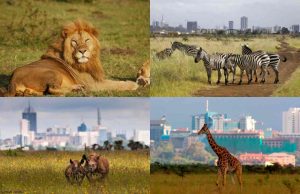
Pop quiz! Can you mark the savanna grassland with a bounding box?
[151,173,300,194]
[0,0,149,96]
[150,35,300,97]
[0,150,150,194]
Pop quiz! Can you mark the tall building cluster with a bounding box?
[1,103,149,150]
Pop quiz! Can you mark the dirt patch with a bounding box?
[101,47,135,56]
[66,8,79,12]
[91,11,109,19]
[192,39,300,96]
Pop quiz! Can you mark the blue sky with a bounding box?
[151,0,300,28]
[0,98,149,139]
[151,97,300,131]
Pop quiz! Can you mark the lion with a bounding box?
[7,19,139,96]
[136,60,150,86]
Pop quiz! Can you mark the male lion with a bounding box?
[7,19,139,96]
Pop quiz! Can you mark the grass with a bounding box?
[150,36,282,97]
[273,67,300,96]
[285,36,300,49]
[0,150,150,194]
[0,0,149,96]
[151,172,300,194]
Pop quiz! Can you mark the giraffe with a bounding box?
[197,123,242,189]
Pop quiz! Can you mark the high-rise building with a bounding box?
[239,116,256,131]
[241,16,248,31]
[20,119,29,146]
[291,25,300,34]
[282,108,300,134]
[229,21,234,30]
[187,21,197,32]
[150,116,171,144]
[22,102,37,132]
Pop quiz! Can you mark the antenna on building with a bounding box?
[206,100,209,112]
[97,107,101,126]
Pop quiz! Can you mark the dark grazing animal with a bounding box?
[82,153,109,182]
[65,159,85,185]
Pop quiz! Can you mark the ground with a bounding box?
[150,35,300,97]
[0,150,150,194]
[151,173,300,194]
[0,0,149,96]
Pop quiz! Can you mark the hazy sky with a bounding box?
[0,98,149,139]
[150,0,300,28]
[151,97,300,131]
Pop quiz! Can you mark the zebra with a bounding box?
[155,48,173,60]
[241,44,287,83]
[226,52,270,85]
[171,41,199,57]
[194,47,233,85]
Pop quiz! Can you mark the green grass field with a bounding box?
[0,150,150,194]
[0,0,149,96]
[150,35,300,96]
[151,173,300,194]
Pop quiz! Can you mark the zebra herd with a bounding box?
[155,41,287,85]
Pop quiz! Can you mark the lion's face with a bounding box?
[66,31,95,64]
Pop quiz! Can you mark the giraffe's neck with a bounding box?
[205,130,224,156]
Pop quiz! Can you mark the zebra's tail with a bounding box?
[281,56,287,62]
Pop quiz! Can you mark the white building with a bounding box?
[239,116,256,131]
[133,129,150,145]
[20,119,35,146]
[241,16,248,31]
[282,108,300,134]
[211,114,224,131]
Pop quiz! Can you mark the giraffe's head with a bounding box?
[197,123,209,135]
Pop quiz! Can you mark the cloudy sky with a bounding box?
[151,97,300,131]
[151,0,300,28]
[0,98,149,139]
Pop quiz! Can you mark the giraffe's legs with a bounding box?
[216,168,222,186]
[236,165,243,191]
[222,166,228,186]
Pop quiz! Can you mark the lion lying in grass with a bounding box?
[136,60,150,86]
[7,19,139,96]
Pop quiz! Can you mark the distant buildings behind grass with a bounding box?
[151,16,300,36]
[150,100,300,166]
[0,104,150,151]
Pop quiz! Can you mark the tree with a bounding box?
[184,142,213,162]
[114,140,124,150]
[281,27,290,34]
[128,140,144,150]
[104,140,112,151]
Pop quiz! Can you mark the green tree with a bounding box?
[184,142,213,162]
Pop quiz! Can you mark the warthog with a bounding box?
[82,153,109,182]
[65,159,85,185]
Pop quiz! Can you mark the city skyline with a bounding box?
[150,98,300,131]
[0,98,149,139]
[150,0,300,28]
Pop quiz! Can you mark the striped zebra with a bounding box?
[241,44,287,83]
[155,48,173,60]
[171,41,198,57]
[194,48,233,85]
[226,52,270,84]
